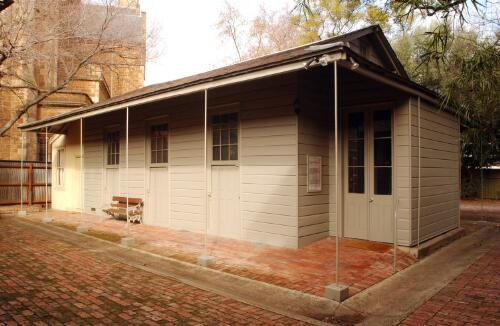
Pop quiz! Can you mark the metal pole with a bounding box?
[45,127,49,217]
[80,118,84,215]
[480,139,483,220]
[20,132,25,210]
[334,61,340,286]
[458,117,461,228]
[393,200,398,273]
[126,107,130,230]
[204,89,208,253]
[417,97,421,253]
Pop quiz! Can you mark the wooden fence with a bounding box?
[0,160,51,206]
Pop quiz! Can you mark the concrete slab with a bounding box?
[16,211,27,217]
[76,224,89,234]
[42,216,53,223]
[197,255,216,267]
[121,237,134,247]
[325,284,349,302]
[403,227,466,258]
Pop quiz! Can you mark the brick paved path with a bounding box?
[0,218,307,325]
[400,237,500,326]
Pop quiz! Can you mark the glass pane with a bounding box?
[230,128,238,144]
[348,112,364,139]
[221,145,229,160]
[163,150,168,163]
[213,128,220,145]
[221,129,229,145]
[213,146,220,161]
[151,151,157,164]
[374,111,391,138]
[374,138,392,166]
[230,145,238,160]
[374,167,392,195]
[348,140,364,166]
[349,167,364,193]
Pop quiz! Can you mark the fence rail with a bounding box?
[0,160,51,206]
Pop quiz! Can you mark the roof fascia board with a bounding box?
[20,52,345,132]
[340,60,439,105]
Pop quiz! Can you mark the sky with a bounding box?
[140,0,293,86]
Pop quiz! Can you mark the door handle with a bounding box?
[369,198,374,203]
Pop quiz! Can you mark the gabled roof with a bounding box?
[19,25,435,131]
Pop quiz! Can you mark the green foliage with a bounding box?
[291,0,391,42]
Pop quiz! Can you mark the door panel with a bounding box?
[104,168,119,204]
[209,165,240,239]
[344,111,369,239]
[146,167,169,227]
[369,110,393,242]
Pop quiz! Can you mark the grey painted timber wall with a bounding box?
[79,74,300,248]
[409,98,460,245]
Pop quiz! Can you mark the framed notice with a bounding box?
[307,155,322,192]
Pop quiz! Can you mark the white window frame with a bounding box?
[146,118,169,168]
[104,127,120,168]
[209,110,240,166]
[56,148,65,187]
[307,155,322,193]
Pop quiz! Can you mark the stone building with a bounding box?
[0,0,146,161]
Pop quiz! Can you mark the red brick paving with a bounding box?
[400,237,500,326]
[0,217,307,325]
[25,210,415,298]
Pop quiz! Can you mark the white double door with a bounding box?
[343,108,394,243]
[209,165,240,239]
[145,167,169,227]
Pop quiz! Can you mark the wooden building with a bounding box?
[19,26,461,248]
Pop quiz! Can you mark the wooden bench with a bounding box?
[103,196,143,224]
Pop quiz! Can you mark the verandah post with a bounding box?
[325,59,349,302]
[197,89,216,267]
[17,132,27,217]
[42,127,52,223]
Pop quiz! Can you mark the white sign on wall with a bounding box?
[307,155,322,192]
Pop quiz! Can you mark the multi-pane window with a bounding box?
[56,149,64,186]
[212,113,238,161]
[348,112,365,193]
[106,131,120,165]
[373,110,392,195]
[150,123,168,164]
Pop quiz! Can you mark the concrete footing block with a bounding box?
[197,255,216,267]
[76,224,89,234]
[17,211,27,217]
[325,283,349,302]
[121,237,135,247]
[42,216,53,223]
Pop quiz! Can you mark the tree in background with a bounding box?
[217,1,301,62]
[290,0,390,42]
[0,0,156,137]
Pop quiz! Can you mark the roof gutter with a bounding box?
[20,51,346,132]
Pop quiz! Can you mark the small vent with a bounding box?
[91,207,96,212]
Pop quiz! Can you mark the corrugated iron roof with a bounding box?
[19,25,438,130]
